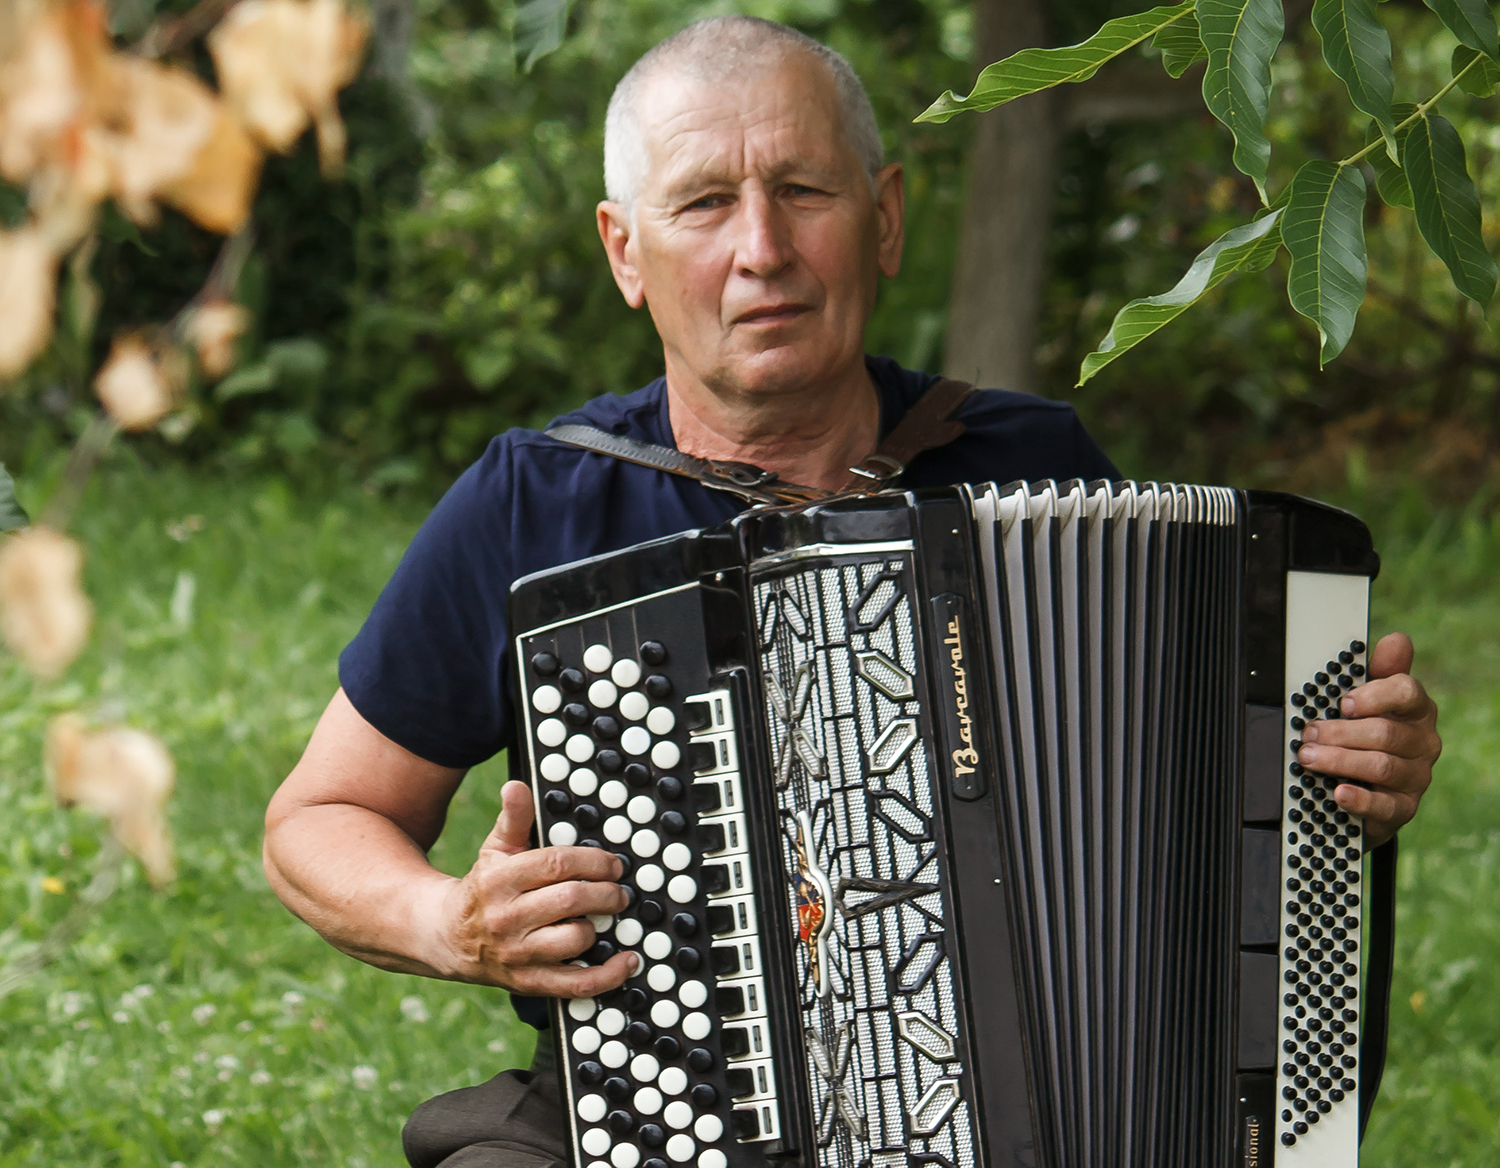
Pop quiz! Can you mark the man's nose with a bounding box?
[733,186,794,278]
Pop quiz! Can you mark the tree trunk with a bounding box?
[942,0,1057,394]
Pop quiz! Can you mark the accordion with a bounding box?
[509,481,1395,1168]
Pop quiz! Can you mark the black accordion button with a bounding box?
[1351,639,1366,653]
[578,1060,604,1084]
[1339,650,1354,664]
[702,864,730,895]
[626,1021,654,1048]
[544,790,572,816]
[687,742,719,774]
[1282,1133,1297,1146]
[607,1109,636,1134]
[683,699,713,732]
[1342,1076,1357,1090]
[640,641,668,665]
[691,1083,718,1109]
[585,940,615,964]
[645,674,673,699]
[730,1109,761,1140]
[675,947,702,972]
[660,810,688,835]
[697,823,727,853]
[707,905,736,935]
[560,668,585,693]
[721,1026,750,1058]
[639,899,665,925]
[644,1158,669,1168]
[613,852,634,879]
[596,749,624,774]
[531,652,559,676]
[1315,672,1330,685]
[1294,1120,1308,1135]
[687,1047,714,1073]
[654,1035,680,1060]
[716,985,746,1016]
[656,776,684,801]
[625,763,651,788]
[604,1076,631,1102]
[564,703,590,727]
[672,912,698,938]
[692,783,722,813]
[623,987,648,1013]
[640,1127,667,1150]
[710,945,741,976]
[593,715,621,740]
[575,804,602,831]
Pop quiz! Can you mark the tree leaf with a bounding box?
[1283,161,1368,365]
[1368,103,1417,208]
[0,463,28,533]
[1404,114,1499,305]
[1453,44,1500,96]
[1313,0,1396,151]
[916,4,1196,124]
[514,0,574,72]
[1078,211,1282,384]
[1199,0,1285,202]
[1422,0,1498,61]
[1153,7,1208,77]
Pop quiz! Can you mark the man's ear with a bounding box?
[873,162,905,279]
[597,202,646,308]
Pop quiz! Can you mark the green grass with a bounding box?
[0,458,1496,1165]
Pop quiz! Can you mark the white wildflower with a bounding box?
[249,1069,273,1086]
[201,1108,226,1128]
[132,984,154,998]
[214,1054,240,1071]
[399,995,429,1023]
[112,1010,129,1023]
[350,1064,377,1090]
[192,1003,216,1024]
[61,991,83,1017]
[280,991,304,1008]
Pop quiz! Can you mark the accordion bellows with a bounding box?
[509,481,1395,1168]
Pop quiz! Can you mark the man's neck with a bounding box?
[665,358,880,493]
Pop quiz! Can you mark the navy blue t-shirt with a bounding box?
[338,356,1117,1024]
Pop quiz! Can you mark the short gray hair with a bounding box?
[603,16,884,207]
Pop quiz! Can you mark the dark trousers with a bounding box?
[404,1040,567,1168]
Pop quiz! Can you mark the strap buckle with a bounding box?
[845,453,905,490]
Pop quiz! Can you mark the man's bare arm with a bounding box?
[263,689,639,996]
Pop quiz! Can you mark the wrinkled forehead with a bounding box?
[634,58,861,201]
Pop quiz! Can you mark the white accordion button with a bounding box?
[662,843,692,871]
[658,1066,688,1096]
[596,1008,625,1036]
[569,768,599,796]
[531,685,562,714]
[643,931,673,960]
[603,816,633,844]
[663,1102,694,1130]
[667,1136,695,1163]
[600,1040,628,1068]
[698,1151,727,1168]
[615,918,644,947]
[646,964,677,992]
[627,795,656,824]
[693,1115,723,1143]
[635,864,665,892]
[677,980,708,1009]
[620,692,650,722]
[633,1086,663,1115]
[630,1053,660,1082]
[536,718,566,747]
[667,875,697,903]
[650,1000,680,1028]
[646,707,676,735]
[621,726,651,755]
[583,644,613,673]
[611,659,642,688]
[681,1012,711,1041]
[587,914,613,935]
[589,680,618,709]
[581,1128,611,1157]
[651,741,682,769]
[540,754,570,782]
[632,830,661,858]
[600,780,629,809]
[566,734,596,762]
[547,822,578,847]
[567,997,597,1021]
[610,1145,640,1168]
[571,1026,601,1054]
[576,1093,607,1123]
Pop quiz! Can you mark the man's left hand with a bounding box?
[1297,631,1441,848]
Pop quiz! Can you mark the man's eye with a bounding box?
[684,195,728,212]
[785,184,830,198]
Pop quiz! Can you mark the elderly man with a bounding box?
[263,15,1441,1168]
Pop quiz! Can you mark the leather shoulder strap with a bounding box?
[546,376,977,505]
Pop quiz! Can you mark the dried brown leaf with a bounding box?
[103,58,220,226]
[0,226,59,380]
[156,105,262,233]
[47,714,176,887]
[0,0,111,186]
[0,526,92,680]
[208,0,367,173]
[94,335,175,431]
[185,299,250,377]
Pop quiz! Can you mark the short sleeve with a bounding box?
[339,438,518,769]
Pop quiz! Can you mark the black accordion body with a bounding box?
[509,481,1395,1168]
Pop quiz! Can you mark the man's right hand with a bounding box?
[434,779,641,997]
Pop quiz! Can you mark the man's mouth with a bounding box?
[733,303,812,325]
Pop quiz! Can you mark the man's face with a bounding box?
[598,54,904,401]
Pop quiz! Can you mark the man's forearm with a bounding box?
[263,801,460,979]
